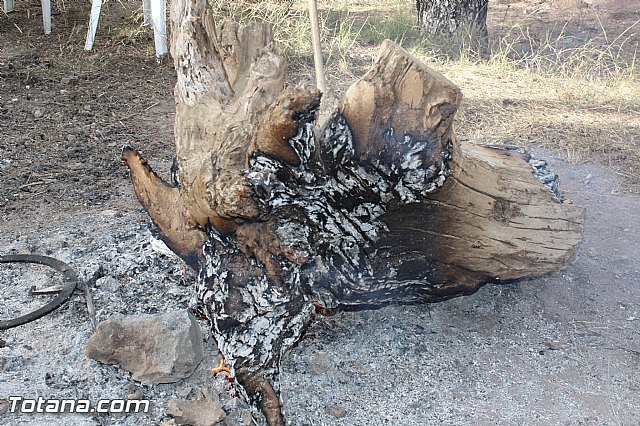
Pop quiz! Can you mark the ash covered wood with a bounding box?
[122,0,584,424]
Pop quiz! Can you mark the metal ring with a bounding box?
[0,254,79,330]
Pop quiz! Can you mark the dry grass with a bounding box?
[5,1,637,190]
[212,0,639,193]
[424,17,640,193]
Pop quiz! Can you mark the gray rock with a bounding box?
[176,386,193,399]
[221,397,254,425]
[307,353,333,374]
[223,409,254,426]
[2,355,28,372]
[544,340,570,351]
[0,399,10,414]
[222,397,249,411]
[86,310,204,384]
[325,404,347,418]
[167,397,226,426]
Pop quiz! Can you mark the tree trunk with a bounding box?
[122,0,583,424]
[416,0,489,37]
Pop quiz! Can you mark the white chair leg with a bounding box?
[142,0,152,26]
[150,0,168,58]
[41,0,51,34]
[85,0,103,51]
[4,0,15,13]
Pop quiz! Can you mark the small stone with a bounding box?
[34,109,43,118]
[95,276,119,292]
[167,397,225,426]
[335,371,349,384]
[544,340,569,351]
[223,409,254,426]
[128,389,144,400]
[176,386,193,399]
[223,397,249,411]
[61,77,70,84]
[3,355,27,371]
[86,310,204,384]
[325,404,347,418]
[125,382,144,400]
[124,382,138,393]
[308,353,332,374]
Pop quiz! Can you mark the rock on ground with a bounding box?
[167,396,225,426]
[86,310,204,384]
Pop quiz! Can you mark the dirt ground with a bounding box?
[1,0,639,425]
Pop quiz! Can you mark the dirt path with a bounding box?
[1,1,639,425]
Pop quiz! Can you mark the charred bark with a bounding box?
[122,0,584,424]
[416,0,489,37]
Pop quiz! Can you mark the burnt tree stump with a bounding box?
[122,0,584,424]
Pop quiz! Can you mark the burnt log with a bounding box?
[122,0,584,424]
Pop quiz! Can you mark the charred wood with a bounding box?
[122,1,584,423]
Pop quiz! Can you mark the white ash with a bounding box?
[529,157,562,201]
[0,213,255,425]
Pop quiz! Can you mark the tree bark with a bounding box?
[416,0,489,37]
[122,0,583,424]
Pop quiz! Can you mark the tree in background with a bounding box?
[416,0,489,37]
